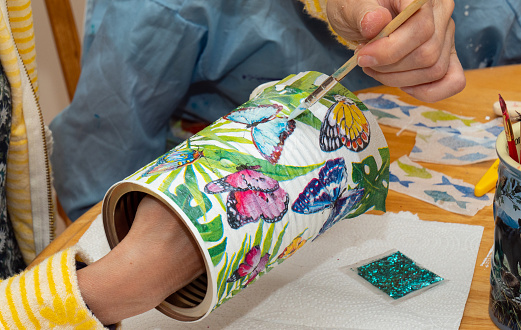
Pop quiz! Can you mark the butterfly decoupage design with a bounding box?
[292,158,365,238]
[141,148,204,177]
[227,245,270,286]
[224,104,296,164]
[320,95,370,153]
[204,165,289,229]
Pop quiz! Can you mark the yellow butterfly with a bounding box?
[320,95,370,152]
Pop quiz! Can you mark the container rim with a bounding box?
[102,181,215,322]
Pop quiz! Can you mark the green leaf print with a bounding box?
[262,223,275,255]
[209,238,227,266]
[349,147,390,217]
[183,165,208,217]
[214,221,289,308]
[253,220,263,247]
[294,110,322,130]
[270,222,289,260]
[164,181,224,242]
[199,145,324,182]
[198,215,224,242]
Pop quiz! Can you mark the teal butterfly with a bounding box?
[224,104,295,164]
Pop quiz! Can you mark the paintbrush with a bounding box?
[288,0,429,120]
[499,94,519,163]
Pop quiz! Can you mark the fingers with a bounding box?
[400,50,466,103]
[327,0,392,41]
[327,0,464,102]
[361,19,455,86]
[357,0,447,70]
[354,0,464,102]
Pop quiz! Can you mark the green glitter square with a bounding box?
[356,251,444,299]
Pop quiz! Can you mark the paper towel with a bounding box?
[78,211,483,329]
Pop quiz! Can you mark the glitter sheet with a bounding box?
[356,251,444,299]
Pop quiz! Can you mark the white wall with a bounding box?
[32,1,86,125]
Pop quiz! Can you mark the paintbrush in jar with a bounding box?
[499,94,520,163]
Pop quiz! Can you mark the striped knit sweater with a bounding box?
[0,1,104,328]
[0,247,104,329]
[2,0,54,266]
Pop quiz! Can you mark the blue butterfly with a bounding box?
[224,104,295,164]
[292,158,365,238]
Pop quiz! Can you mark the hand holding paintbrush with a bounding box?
[289,0,465,120]
[288,0,430,120]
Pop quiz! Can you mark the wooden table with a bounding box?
[34,64,521,328]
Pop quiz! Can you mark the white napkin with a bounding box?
[78,211,483,329]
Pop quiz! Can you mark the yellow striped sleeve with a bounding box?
[298,0,358,49]
[0,248,105,329]
[0,2,35,264]
[6,0,39,95]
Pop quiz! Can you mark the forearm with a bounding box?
[77,196,205,325]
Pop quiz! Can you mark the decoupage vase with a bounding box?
[102,71,390,321]
[491,124,521,330]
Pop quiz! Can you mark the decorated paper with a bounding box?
[358,93,481,132]
[389,155,492,216]
[410,118,503,165]
[358,93,503,165]
[103,71,390,320]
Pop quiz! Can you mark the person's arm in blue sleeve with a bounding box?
[50,1,207,220]
[452,0,521,69]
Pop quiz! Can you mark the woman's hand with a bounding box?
[327,0,466,102]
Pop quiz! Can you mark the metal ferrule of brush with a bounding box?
[305,75,338,107]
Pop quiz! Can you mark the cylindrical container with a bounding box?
[103,71,390,321]
[491,123,521,329]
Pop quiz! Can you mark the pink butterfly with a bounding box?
[204,165,289,229]
[227,245,270,285]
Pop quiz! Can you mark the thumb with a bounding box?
[327,0,392,41]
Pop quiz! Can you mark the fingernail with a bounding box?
[358,55,378,67]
